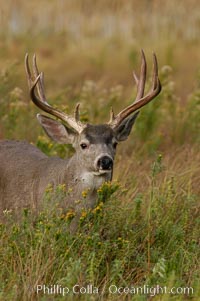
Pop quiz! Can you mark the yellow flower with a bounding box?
[81,211,87,218]
[66,210,75,220]
[93,202,103,214]
[45,184,53,193]
[80,210,87,221]
[57,183,66,192]
[82,189,89,198]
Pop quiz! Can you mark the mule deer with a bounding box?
[0,51,161,220]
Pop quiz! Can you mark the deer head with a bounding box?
[25,50,161,182]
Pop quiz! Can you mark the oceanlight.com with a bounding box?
[108,285,194,296]
[36,284,194,297]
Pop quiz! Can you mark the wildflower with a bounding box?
[81,211,87,218]
[93,202,103,214]
[97,188,102,194]
[45,184,53,193]
[57,183,66,192]
[80,210,87,221]
[82,189,90,198]
[66,210,75,220]
[61,214,65,220]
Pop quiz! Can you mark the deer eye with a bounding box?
[80,143,88,150]
[113,142,118,149]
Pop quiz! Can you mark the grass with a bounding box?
[0,155,199,300]
[0,1,200,300]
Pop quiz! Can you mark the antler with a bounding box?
[108,50,161,128]
[25,54,85,133]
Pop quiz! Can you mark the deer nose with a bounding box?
[97,156,113,170]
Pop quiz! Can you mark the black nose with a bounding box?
[97,156,113,170]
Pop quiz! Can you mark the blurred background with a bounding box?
[1,0,200,93]
[0,0,199,186]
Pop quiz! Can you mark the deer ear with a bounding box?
[37,114,77,144]
[114,111,139,141]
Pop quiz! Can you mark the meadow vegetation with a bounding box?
[0,1,199,300]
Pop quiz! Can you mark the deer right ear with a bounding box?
[37,114,77,144]
[114,111,139,141]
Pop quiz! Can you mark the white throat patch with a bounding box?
[80,171,110,190]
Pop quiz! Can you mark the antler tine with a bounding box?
[74,103,80,121]
[32,54,47,103]
[152,52,158,90]
[25,53,33,89]
[108,51,161,128]
[108,106,115,124]
[25,54,85,133]
[133,52,160,104]
[134,49,147,101]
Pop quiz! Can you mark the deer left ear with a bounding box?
[37,114,77,144]
[114,111,139,141]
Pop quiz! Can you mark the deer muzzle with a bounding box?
[96,155,113,172]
